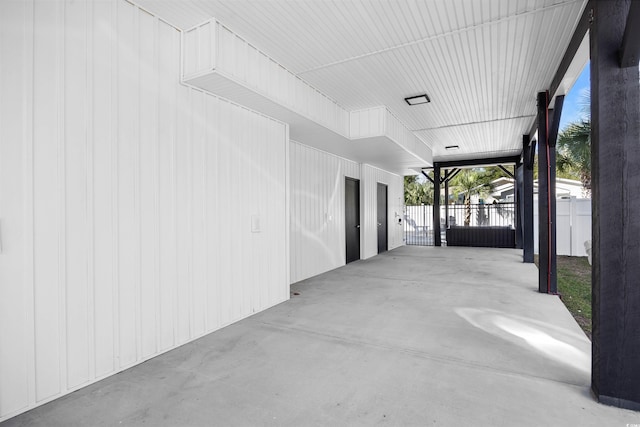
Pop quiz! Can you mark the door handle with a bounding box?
[356,225,360,228]
[377,222,382,226]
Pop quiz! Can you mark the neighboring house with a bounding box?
[489,177,588,202]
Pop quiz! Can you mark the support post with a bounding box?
[515,158,523,250]
[523,135,534,263]
[619,0,640,68]
[444,170,449,228]
[591,0,640,410]
[433,163,441,247]
[537,91,556,293]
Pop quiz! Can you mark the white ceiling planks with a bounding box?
[415,116,534,160]
[300,2,581,119]
[135,0,588,163]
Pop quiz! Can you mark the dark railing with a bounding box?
[404,203,516,246]
[446,203,515,228]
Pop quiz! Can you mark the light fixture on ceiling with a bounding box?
[404,94,431,105]
[445,145,460,150]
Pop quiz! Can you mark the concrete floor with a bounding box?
[4,246,639,426]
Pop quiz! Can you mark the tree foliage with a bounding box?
[556,89,591,196]
[404,175,433,205]
[450,169,495,226]
[404,167,509,210]
[557,120,591,190]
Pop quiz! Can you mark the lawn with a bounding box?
[535,255,592,339]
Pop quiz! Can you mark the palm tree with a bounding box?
[452,169,492,226]
[557,89,591,197]
[557,120,591,196]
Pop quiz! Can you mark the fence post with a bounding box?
[570,196,577,256]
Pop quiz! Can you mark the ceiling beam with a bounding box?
[444,168,461,183]
[424,155,521,169]
[421,170,434,184]
[620,0,640,68]
[528,1,592,138]
[498,165,515,179]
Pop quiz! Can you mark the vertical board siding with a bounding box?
[32,0,62,402]
[350,106,386,139]
[182,20,216,79]
[384,109,433,165]
[361,165,404,260]
[289,141,360,283]
[0,0,31,415]
[289,142,404,282]
[92,0,116,378]
[65,0,90,389]
[0,0,288,421]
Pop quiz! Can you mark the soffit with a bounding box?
[135,0,588,163]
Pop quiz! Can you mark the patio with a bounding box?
[4,246,637,426]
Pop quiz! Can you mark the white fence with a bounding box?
[404,205,435,245]
[405,197,592,256]
[534,197,592,257]
[447,203,516,228]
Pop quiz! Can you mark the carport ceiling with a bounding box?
[135,0,588,163]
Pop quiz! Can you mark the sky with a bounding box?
[558,62,590,131]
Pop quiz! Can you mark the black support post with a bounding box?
[537,91,557,293]
[619,0,640,68]
[523,135,534,263]
[515,159,523,250]
[433,163,441,247]
[591,0,640,410]
[549,97,565,148]
[444,170,449,228]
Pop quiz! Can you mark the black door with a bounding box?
[377,183,388,253]
[345,178,360,264]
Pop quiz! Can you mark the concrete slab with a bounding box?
[4,246,639,426]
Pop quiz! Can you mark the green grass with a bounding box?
[535,255,592,339]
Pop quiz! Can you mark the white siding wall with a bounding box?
[182,20,216,79]
[361,165,405,260]
[350,106,386,139]
[289,141,360,283]
[0,0,289,421]
[384,109,433,164]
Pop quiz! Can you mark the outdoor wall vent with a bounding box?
[445,145,460,150]
[404,94,431,105]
